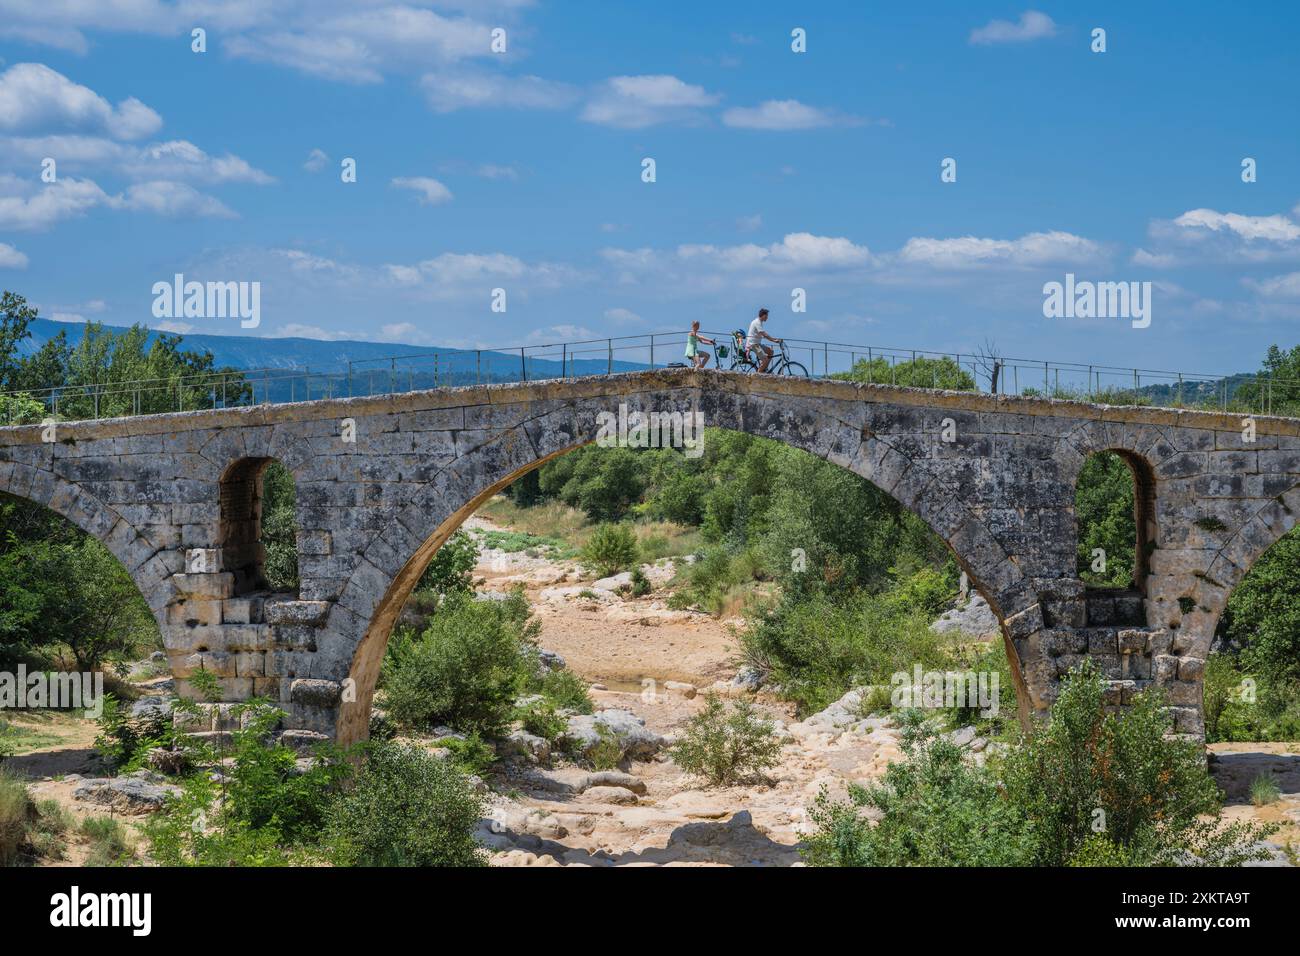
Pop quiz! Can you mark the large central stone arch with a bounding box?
[329,380,1034,744]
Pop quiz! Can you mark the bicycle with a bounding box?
[754,339,809,377]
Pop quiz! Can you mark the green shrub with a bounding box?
[368,709,397,742]
[581,523,639,577]
[144,703,348,867]
[325,741,487,867]
[1067,833,1138,867]
[517,701,567,742]
[93,694,177,771]
[437,733,498,777]
[630,566,651,597]
[806,668,1279,867]
[881,566,957,618]
[536,668,594,714]
[582,725,624,771]
[260,460,299,592]
[804,712,1033,867]
[1004,664,1278,866]
[742,592,947,716]
[670,696,783,786]
[383,590,539,735]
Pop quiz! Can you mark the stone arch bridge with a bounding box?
[2,369,1298,747]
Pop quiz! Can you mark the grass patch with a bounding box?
[479,528,576,559]
[0,713,79,754]
[81,815,134,866]
[1250,774,1281,807]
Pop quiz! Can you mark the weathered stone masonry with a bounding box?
[1,368,1298,747]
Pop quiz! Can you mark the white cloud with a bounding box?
[0,242,29,269]
[736,214,763,232]
[120,181,236,219]
[153,320,195,334]
[0,134,272,187]
[420,70,579,112]
[0,63,161,139]
[379,322,429,344]
[1142,206,1300,264]
[969,11,1058,46]
[603,307,640,324]
[526,324,594,344]
[273,248,360,279]
[2,3,517,84]
[476,163,519,180]
[896,231,1103,269]
[383,251,579,293]
[1131,248,1178,268]
[1173,208,1300,242]
[304,148,330,172]
[722,99,860,131]
[392,176,454,206]
[0,175,111,230]
[223,7,502,84]
[1246,271,1300,298]
[676,233,872,272]
[0,174,234,230]
[124,140,273,184]
[581,75,720,128]
[273,323,356,341]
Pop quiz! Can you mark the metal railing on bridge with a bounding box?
[2,331,1298,424]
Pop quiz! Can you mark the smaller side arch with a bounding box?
[0,457,180,619]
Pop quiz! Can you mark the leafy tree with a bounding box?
[1075,452,1136,587]
[0,518,156,669]
[260,461,299,592]
[580,522,639,577]
[1220,527,1300,689]
[416,529,479,599]
[1235,343,1300,416]
[0,291,38,390]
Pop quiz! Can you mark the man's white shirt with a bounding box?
[746,317,765,349]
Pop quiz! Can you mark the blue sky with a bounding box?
[0,1,1298,375]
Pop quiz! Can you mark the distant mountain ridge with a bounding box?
[19,318,648,391]
[22,318,459,372]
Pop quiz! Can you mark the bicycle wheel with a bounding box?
[779,360,809,377]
